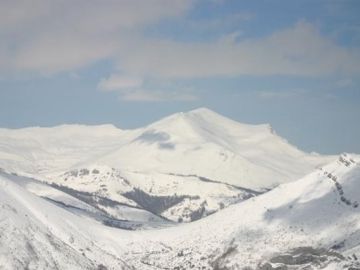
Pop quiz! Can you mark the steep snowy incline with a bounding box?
[118,154,360,269]
[0,173,132,270]
[1,171,167,228]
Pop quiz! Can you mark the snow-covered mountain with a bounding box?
[124,153,360,269]
[97,108,330,189]
[0,108,333,223]
[0,109,359,269]
[1,154,359,269]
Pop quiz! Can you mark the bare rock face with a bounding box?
[258,246,360,270]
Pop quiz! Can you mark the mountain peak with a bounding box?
[159,107,219,121]
[147,107,279,140]
[187,107,217,115]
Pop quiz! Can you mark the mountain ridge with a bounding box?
[0,108,335,223]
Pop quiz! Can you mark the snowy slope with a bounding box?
[46,166,257,223]
[0,124,126,175]
[1,171,166,228]
[118,153,360,269]
[0,174,131,270]
[1,154,359,269]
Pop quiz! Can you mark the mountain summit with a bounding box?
[93,108,333,190]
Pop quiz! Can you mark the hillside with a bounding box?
[116,153,360,269]
[1,154,359,269]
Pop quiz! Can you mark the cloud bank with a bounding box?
[1,1,360,101]
[0,0,193,73]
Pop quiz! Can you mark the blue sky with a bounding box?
[0,0,360,154]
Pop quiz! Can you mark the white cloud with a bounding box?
[117,21,360,78]
[120,90,197,102]
[185,12,254,33]
[1,0,359,78]
[69,72,80,79]
[98,74,143,91]
[0,0,193,73]
[257,89,306,99]
[335,78,353,88]
[98,73,197,102]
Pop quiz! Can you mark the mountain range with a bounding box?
[0,108,359,269]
